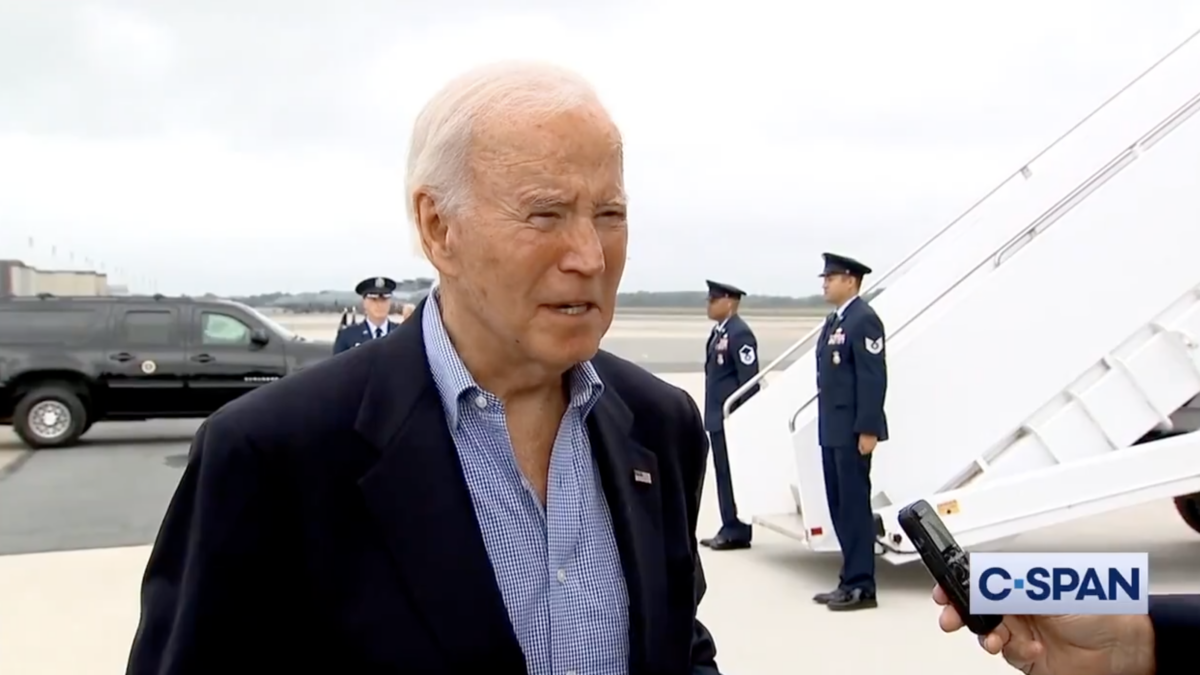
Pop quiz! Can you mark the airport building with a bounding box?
[0,259,110,297]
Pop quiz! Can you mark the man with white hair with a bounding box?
[127,62,723,674]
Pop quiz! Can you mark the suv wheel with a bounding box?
[13,384,89,449]
[1175,493,1200,535]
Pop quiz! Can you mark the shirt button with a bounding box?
[556,569,567,583]
[474,395,487,409]
[566,671,577,675]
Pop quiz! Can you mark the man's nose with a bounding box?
[559,219,606,276]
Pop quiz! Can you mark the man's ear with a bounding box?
[413,191,457,276]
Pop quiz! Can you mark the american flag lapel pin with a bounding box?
[633,469,652,485]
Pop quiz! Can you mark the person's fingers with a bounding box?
[993,617,1044,671]
[932,584,949,605]
[979,623,1011,654]
[1001,616,1038,648]
[1002,637,1044,668]
[979,633,1000,654]
[938,605,964,632]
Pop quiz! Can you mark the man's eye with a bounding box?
[529,212,563,227]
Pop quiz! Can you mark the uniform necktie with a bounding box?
[820,312,837,346]
[374,327,383,339]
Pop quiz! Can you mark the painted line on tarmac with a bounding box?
[0,450,33,483]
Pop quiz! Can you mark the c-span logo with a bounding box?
[969,552,1148,615]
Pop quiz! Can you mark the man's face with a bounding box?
[706,296,730,321]
[418,103,627,370]
[362,295,392,322]
[821,273,856,304]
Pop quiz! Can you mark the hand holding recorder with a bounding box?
[933,583,1154,675]
[898,499,1154,675]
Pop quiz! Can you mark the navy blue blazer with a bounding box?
[126,299,721,675]
[1150,594,1200,675]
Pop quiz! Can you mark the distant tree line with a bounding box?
[616,287,883,309]
[616,291,815,308]
[213,285,884,313]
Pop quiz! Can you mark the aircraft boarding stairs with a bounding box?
[723,28,1200,564]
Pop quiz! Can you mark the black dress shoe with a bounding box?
[827,587,877,611]
[812,588,845,604]
[699,537,715,548]
[706,535,751,551]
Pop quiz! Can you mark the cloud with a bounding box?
[76,5,178,79]
[0,0,1195,294]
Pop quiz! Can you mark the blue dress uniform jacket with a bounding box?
[125,299,722,675]
[815,295,887,596]
[332,319,401,355]
[816,298,888,448]
[703,314,760,433]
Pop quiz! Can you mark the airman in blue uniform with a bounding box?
[332,277,401,356]
[812,252,888,611]
[699,280,759,551]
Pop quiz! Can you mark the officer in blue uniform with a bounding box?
[812,252,889,611]
[332,277,401,355]
[699,280,759,551]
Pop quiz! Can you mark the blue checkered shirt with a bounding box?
[422,292,630,675]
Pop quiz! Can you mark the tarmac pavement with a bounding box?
[0,421,196,556]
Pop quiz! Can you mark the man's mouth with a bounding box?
[553,303,593,316]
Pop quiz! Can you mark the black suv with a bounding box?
[0,294,331,449]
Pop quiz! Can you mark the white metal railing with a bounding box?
[784,87,1200,432]
[721,26,1200,422]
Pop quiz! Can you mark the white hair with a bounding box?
[404,61,607,258]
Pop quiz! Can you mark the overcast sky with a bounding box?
[0,0,1196,295]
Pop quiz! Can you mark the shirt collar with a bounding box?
[421,287,605,428]
[836,295,859,319]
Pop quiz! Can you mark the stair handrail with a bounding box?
[724,25,1200,423]
[786,86,1200,432]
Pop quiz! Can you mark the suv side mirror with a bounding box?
[249,328,270,346]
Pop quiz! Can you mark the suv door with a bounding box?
[101,305,191,417]
[185,307,289,411]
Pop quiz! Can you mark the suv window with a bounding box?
[120,310,175,346]
[201,313,252,345]
[0,308,101,344]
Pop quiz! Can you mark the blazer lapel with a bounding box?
[587,386,666,675]
[354,300,525,672]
